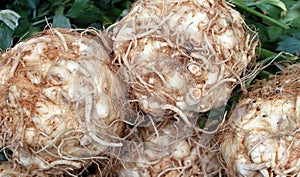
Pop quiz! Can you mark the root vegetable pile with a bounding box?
[0,0,265,176]
[109,0,257,125]
[0,28,125,176]
[220,64,300,177]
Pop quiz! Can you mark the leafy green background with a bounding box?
[226,0,300,80]
[0,0,134,51]
[237,0,300,56]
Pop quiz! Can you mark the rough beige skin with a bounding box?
[109,0,257,125]
[0,161,45,177]
[0,28,125,176]
[0,161,24,177]
[116,120,222,177]
[220,65,300,177]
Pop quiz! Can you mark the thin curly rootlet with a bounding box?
[0,28,126,176]
[219,64,300,177]
[108,0,258,126]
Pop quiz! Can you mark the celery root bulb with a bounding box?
[116,120,222,177]
[0,28,125,175]
[110,0,257,124]
[220,65,300,176]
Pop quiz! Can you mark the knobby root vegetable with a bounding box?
[219,64,300,177]
[109,0,258,125]
[115,119,222,177]
[0,28,126,176]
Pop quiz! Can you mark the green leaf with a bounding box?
[111,0,123,4]
[277,36,300,54]
[260,4,283,19]
[36,2,51,19]
[53,7,71,28]
[26,0,40,10]
[281,1,300,27]
[245,0,287,17]
[266,26,284,42]
[48,0,63,6]
[94,0,114,9]
[65,0,101,24]
[7,0,38,10]
[0,24,13,51]
[117,1,133,9]
[232,0,289,29]
[99,12,114,24]
[256,0,287,12]
[0,9,21,30]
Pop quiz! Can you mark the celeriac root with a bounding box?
[0,28,126,176]
[114,119,222,177]
[219,64,300,177]
[108,0,258,126]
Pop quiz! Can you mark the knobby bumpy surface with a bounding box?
[0,28,126,176]
[109,0,258,126]
[115,119,222,177]
[220,64,300,177]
